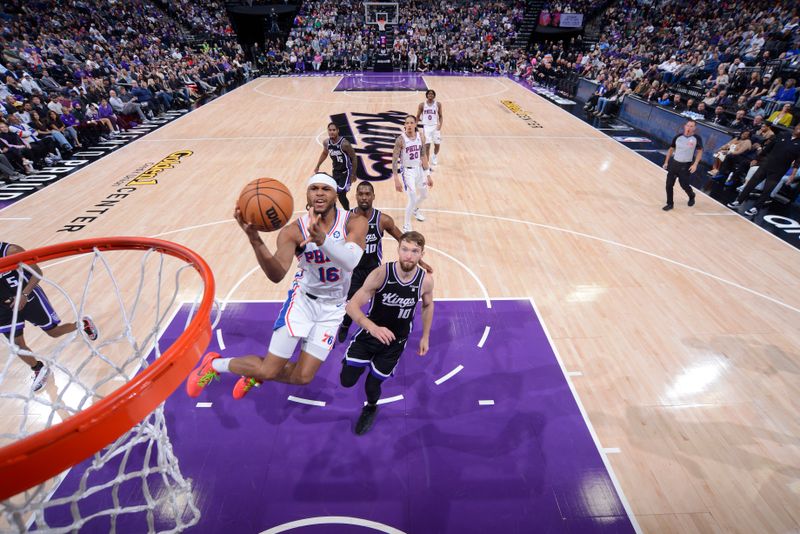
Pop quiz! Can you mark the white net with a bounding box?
[0,244,214,533]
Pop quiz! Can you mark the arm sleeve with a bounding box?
[320,236,363,271]
[670,135,679,149]
[695,135,703,150]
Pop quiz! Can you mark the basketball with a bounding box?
[237,178,294,232]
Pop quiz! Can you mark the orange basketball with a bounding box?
[237,178,294,232]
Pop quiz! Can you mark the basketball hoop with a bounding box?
[377,18,387,32]
[0,237,215,531]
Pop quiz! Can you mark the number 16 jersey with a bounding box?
[295,208,353,300]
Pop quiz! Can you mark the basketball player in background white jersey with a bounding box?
[187,173,367,400]
[417,89,443,166]
[393,115,432,232]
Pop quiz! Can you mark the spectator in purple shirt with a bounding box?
[47,110,81,148]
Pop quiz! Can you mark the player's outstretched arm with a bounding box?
[437,101,443,130]
[392,136,403,192]
[382,213,433,273]
[415,102,424,123]
[343,139,358,180]
[418,273,435,355]
[346,266,395,345]
[235,208,299,283]
[420,129,429,171]
[317,212,366,271]
[313,145,328,173]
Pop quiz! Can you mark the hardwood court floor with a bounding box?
[2,75,800,533]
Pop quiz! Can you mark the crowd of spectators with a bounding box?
[257,0,526,74]
[564,0,799,126]
[0,0,251,182]
[156,0,235,38]
[572,0,800,194]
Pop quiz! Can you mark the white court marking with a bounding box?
[254,75,510,105]
[138,135,319,142]
[147,204,800,317]
[478,400,495,406]
[434,364,464,385]
[195,402,213,408]
[135,134,610,142]
[364,394,404,406]
[528,298,642,533]
[1,81,251,217]
[477,326,491,348]
[567,371,583,377]
[604,448,622,454]
[215,328,226,350]
[694,212,737,216]
[287,395,326,407]
[261,516,405,534]
[538,80,800,257]
[390,208,800,315]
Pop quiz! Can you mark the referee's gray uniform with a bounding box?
[665,133,702,206]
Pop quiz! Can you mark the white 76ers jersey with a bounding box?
[294,208,352,300]
[400,131,423,168]
[421,100,438,126]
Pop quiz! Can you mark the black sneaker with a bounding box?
[662,204,674,211]
[355,404,378,435]
[337,324,349,344]
[688,196,695,207]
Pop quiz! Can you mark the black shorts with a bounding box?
[347,266,375,300]
[0,287,61,338]
[344,331,407,381]
[332,168,352,193]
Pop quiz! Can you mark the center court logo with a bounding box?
[58,150,193,233]
[329,111,407,182]
[501,100,543,128]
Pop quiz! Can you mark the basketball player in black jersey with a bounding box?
[1,242,98,392]
[336,181,432,343]
[341,231,434,435]
[314,122,358,210]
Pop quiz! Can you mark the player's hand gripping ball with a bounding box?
[237,178,294,232]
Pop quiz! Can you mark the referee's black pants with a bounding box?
[666,160,695,206]
[735,165,787,209]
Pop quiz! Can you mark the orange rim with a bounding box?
[0,237,215,501]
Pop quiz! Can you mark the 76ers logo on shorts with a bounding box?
[322,332,335,348]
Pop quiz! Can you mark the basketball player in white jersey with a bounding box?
[187,173,367,400]
[416,89,443,166]
[393,115,432,232]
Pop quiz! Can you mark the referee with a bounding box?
[662,120,702,211]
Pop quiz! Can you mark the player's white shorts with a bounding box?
[269,281,346,361]
[423,125,441,145]
[401,166,427,193]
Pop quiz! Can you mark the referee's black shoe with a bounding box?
[662,203,674,211]
[355,404,378,435]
